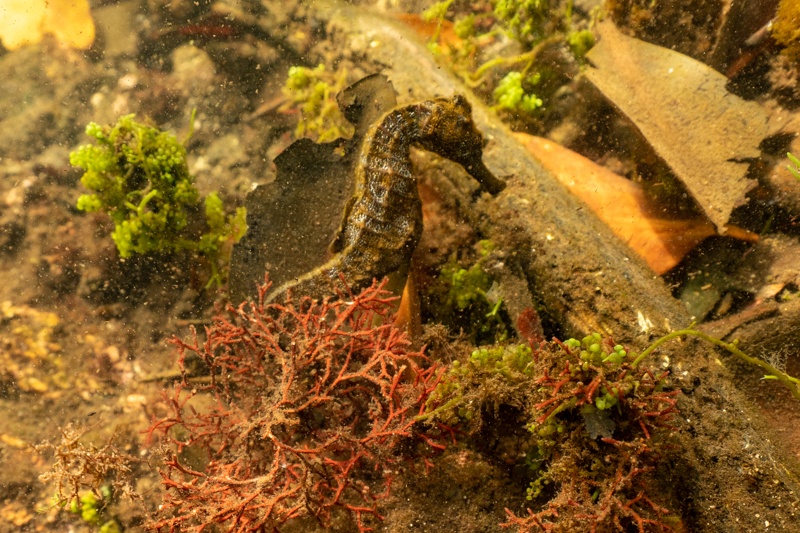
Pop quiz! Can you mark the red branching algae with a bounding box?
[146,278,445,532]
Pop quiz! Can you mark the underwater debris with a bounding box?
[788,151,800,180]
[0,301,64,395]
[37,423,139,530]
[516,134,759,274]
[0,0,95,50]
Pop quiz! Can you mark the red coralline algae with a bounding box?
[146,278,445,532]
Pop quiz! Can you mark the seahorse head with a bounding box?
[418,95,485,164]
[419,95,506,195]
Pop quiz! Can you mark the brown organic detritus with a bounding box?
[266,94,505,303]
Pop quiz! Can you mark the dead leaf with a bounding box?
[0,0,95,50]
[516,133,758,274]
[585,22,768,230]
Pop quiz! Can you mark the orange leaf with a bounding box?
[515,133,758,275]
[393,13,461,52]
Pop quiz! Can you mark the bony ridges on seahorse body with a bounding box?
[267,94,505,303]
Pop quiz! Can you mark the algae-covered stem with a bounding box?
[265,94,505,303]
[633,328,800,400]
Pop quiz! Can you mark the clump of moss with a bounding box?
[281,64,354,143]
[567,27,595,58]
[429,239,513,344]
[425,323,800,530]
[422,343,535,426]
[493,0,554,45]
[70,115,247,287]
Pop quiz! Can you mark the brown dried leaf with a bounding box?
[515,133,758,274]
[585,22,768,230]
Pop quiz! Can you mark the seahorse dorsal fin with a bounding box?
[452,94,471,113]
[329,195,357,254]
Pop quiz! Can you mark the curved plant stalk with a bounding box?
[632,328,800,401]
[787,152,800,181]
[469,34,562,85]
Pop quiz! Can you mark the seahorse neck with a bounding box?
[360,103,433,170]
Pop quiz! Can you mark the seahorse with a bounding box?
[266,94,505,303]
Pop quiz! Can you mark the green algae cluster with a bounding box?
[282,64,354,143]
[492,71,544,113]
[422,0,595,118]
[431,239,512,344]
[70,115,247,286]
[422,332,680,529]
[68,489,120,533]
